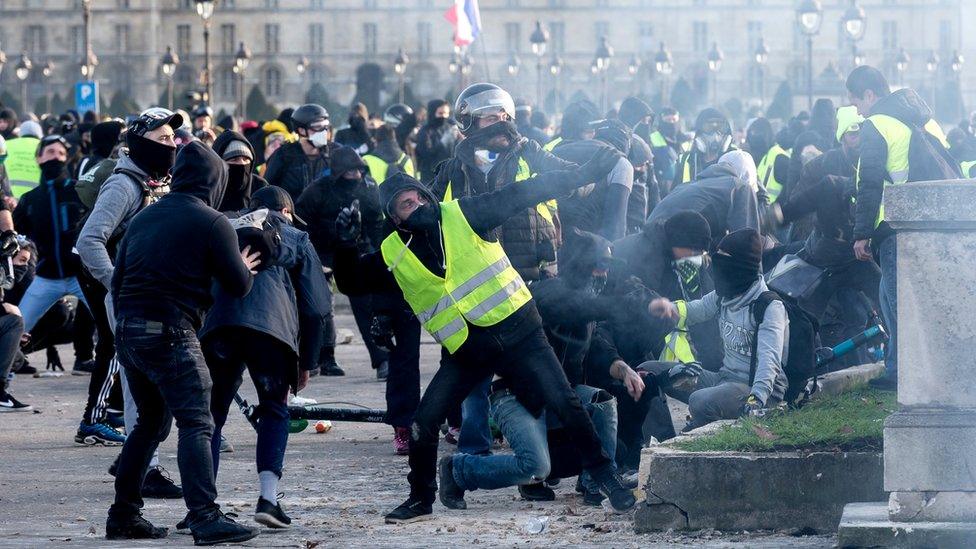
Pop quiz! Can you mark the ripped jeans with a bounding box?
[452,384,617,492]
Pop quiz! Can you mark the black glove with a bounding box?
[335,199,362,244]
[579,147,623,183]
[370,314,395,353]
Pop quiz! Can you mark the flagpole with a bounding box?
[479,37,491,81]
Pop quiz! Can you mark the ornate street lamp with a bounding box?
[80,0,98,80]
[754,37,769,107]
[842,0,867,70]
[15,53,32,114]
[194,0,216,104]
[234,41,251,119]
[161,45,179,110]
[549,54,563,111]
[506,52,521,77]
[797,0,823,109]
[895,48,910,87]
[296,56,309,76]
[594,36,613,111]
[654,42,673,104]
[853,46,865,67]
[529,21,549,107]
[707,42,723,105]
[40,60,53,114]
[393,47,409,103]
[951,50,964,74]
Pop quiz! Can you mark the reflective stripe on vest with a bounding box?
[649,131,667,148]
[379,200,532,354]
[363,154,389,184]
[445,156,555,223]
[5,136,40,198]
[757,144,789,203]
[680,152,692,183]
[542,137,562,152]
[857,114,947,227]
[961,159,976,179]
[660,300,695,363]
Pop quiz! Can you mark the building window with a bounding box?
[548,0,564,6]
[747,21,762,53]
[117,0,130,8]
[505,23,521,53]
[692,21,707,53]
[177,24,192,57]
[182,0,192,9]
[364,23,377,56]
[364,0,376,7]
[220,24,235,55]
[939,19,952,53]
[638,22,654,54]
[265,66,282,97]
[218,66,238,100]
[418,22,432,58]
[265,24,280,54]
[549,21,565,54]
[882,21,898,51]
[310,23,324,54]
[70,25,84,56]
[595,21,609,43]
[506,0,519,6]
[264,0,278,8]
[310,0,324,8]
[114,24,130,53]
[24,25,46,55]
[222,0,235,8]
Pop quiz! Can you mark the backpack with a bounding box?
[907,124,962,183]
[748,290,820,406]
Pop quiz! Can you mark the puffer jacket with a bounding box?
[263,140,331,201]
[430,137,574,281]
[684,277,789,404]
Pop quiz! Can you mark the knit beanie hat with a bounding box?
[664,211,711,251]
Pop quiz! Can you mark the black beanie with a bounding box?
[91,121,124,158]
[716,228,762,270]
[664,211,711,251]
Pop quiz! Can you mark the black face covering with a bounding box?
[399,202,440,233]
[350,115,368,133]
[711,253,759,299]
[226,163,250,192]
[127,133,177,180]
[13,265,29,283]
[465,120,521,153]
[659,121,678,139]
[39,159,67,182]
[430,116,450,127]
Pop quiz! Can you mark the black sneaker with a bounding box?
[438,456,466,510]
[375,360,389,381]
[108,455,119,477]
[307,366,320,378]
[175,513,191,532]
[11,356,35,375]
[384,497,433,524]
[190,511,259,546]
[591,466,636,513]
[0,391,32,412]
[143,466,183,499]
[72,358,96,376]
[319,359,345,377]
[869,373,897,392]
[582,489,604,506]
[105,513,168,540]
[254,496,292,529]
[518,482,555,502]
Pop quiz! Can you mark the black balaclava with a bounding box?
[426,99,450,127]
[711,228,762,299]
[594,119,633,155]
[126,132,177,180]
[91,121,124,160]
[746,117,774,166]
[458,120,521,154]
[39,159,67,182]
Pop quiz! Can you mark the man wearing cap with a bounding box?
[74,108,183,496]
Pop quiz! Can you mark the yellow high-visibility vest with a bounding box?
[444,157,555,224]
[542,137,563,152]
[364,152,416,185]
[5,136,40,198]
[960,159,976,179]
[660,300,696,363]
[380,200,533,354]
[649,131,668,148]
[757,144,790,203]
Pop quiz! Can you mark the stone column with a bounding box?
[838,179,976,547]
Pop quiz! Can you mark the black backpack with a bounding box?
[906,124,962,183]
[748,290,820,406]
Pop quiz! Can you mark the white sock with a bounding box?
[259,470,279,503]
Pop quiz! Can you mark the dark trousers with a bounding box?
[384,305,422,428]
[77,268,123,423]
[406,323,611,503]
[109,317,218,522]
[203,326,293,478]
[348,293,390,368]
[0,313,25,391]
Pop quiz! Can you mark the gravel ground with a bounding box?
[0,305,835,548]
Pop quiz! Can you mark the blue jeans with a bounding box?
[878,235,897,378]
[19,276,88,332]
[458,376,493,455]
[572,385,618,494]
[453,389,550,491]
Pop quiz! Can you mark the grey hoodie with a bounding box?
[684,277,789,403]
[77,151,164,290]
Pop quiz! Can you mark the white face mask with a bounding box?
[474,149,498,174]
[309,129,330,149]
[674,254,705,269]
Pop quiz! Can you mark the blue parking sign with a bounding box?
[75,81,99,114]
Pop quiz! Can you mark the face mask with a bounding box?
[399,202,440,233]
[13,265,28,283]
[350,116,367,132]
[127,133,177,179]
[659,121,678,139]
[674,254,705,269]
[695,131,731,157]
[309,129,330,149]
[39,159,67,182]
[584,273,608,296]
[473,149,498,174]
[711,253,758,299]
[227,163,249,191]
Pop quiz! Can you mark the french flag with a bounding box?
[444,0,482,47]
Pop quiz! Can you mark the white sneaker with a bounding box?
[288,394,318,407]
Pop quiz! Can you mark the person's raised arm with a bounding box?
[209,216,255,298]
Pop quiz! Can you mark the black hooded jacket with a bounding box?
[212,130,268,212]
[112,141,253,329]
[264,140,331,201]
[415,101,461,182]
[13,170,88,279]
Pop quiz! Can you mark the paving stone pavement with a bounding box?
[0,307,835,548]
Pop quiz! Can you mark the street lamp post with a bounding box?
[654,42,673,105]
[852,46,865,68]
[393,47,409,104]
[161,45,179,110]
[507,52,521,96]
[797,0,823,109]
[15,53,31,114]
[40,60,53,114]
[0,47,6,81]
[595,36,613,112]
[81,0,98,80]
[194,0,215,105]
[841,0,866,71]
[895,48,910,88]
[707,42,723,106]
[926,50,939,111]
[529,21,549,108]
[549,55,562,112]
[234,41,251,119]
[628,55,641,95]
[461,52,473,89]
[296,55,309,100]
[754,37,769,107]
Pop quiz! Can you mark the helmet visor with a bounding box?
[458,88,516,121]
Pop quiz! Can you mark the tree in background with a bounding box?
[246,85,278,121]
[305,81,349,124]
[766,81,794,121]
[670,78,697,120]
[352,63,384,114]
[107,90,141,118]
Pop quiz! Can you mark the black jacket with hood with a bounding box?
[296,146,385,268]
[13,170,88,279]
[854,88,939,243]
[112,141,253,329]
[264,140,331,201]
[415,100,461,182]
[212,130,268,212]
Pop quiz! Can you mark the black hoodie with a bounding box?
[112,141,253,329]
[212,130,268,212]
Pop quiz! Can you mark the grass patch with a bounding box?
[674,387,896,453]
